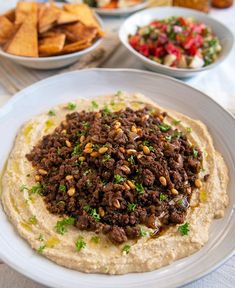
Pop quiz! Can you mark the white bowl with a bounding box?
[119,7,234,78]
[0,15,104,70]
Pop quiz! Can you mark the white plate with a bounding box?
[0,69,234,288]
[119,7,234,78]
[65,0,148,16]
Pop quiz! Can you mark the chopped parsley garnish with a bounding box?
[30,183,43,195]
[20,185,28,192]
[55,217,75,235]
[186,127,192,133]
[82,121,90,129]
[142,140,155,152]
[193,148,198,158]
[127,202,137,212]
[91,100,99,109]
[140,227,148,237]
[158,123,171,132]
[115,90,123,96]
[67,102,76,110]
[83,204,91,212]
[83,169,91,176]
[103,154,111,161]
[77,130,85,137]
[72,144,82,156]
[59,185,66,192]
[122,244,131,254]
[91,235,100,244]
[166,130,182,142]
[110,100,115,106]
[173,119,181,125]
[38,234,44,242]
[103,105,111,116]
[90,208,100,222]
[28,216,38,225]
[127,155,135,165]
[178,222,189,236]
[135,183,144,194]
[160,193,167,201]
[75,237,86,252]
[114,174,125,184]
[48,110,56,116]
[37,245,46,254]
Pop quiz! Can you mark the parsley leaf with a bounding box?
[28,216,38,225]
[140,227,148,237]
[30,183,43,195]
[158,123,171,132]
[20,185,28,192]
[90,208,100,222]
[160,193,167,201]
[122,244,131,254]
[186,127,192,133]
[59,185,66,192]
[91,236,100,244]
[37,245,46,254]
[102,105,111,116]
[193,148,198,158]
[172,119,181,125]
[115,90,123,96]
[127,155,135,165]
[114,174,125,184]
[38,234,44,242]
[72,143,82,156]
[55,217,75,235]
[127,202,137,212]
[135,183,144,194]
[75,237,86,252]
[48,110,56,116]
[102,154,111,161]
[84,204,91,212]
[178,222,189,236]
[91,100,99,109]
[67,102,76,110]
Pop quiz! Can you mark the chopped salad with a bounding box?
[128,16,222,69]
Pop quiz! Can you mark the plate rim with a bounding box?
[0,68,234,288]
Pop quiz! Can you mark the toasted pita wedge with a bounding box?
[56,10,78,25]
[3,9,15,22]
[62,22,98,43]
[38,4,60,33]
[0,16,16,45]
[15,2,37,24]
[60,40,91,54]
[6,12,38,57]
[39,33,66,57]
[63,4,102,35]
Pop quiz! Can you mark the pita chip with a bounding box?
[0,16,16,45]
[60,40,91,54]
[3,9,15,22]
[15,2,37,24]
[6,12,38,57]
[62,22,98,43]
[39,33,66,56]
[56,10,78,25]
[38,4,60,33]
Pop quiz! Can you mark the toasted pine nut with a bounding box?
[95,112,101,118]
[143,145,150,155]
[79,156,85,161]
[116,128,123,134]
[141,115,149,121]
[124,182,131,190]
[195,179,202,188]
[90,151,99,158]
[131,125,137,133]
[66,175,73,181]
[171,188,178,195]
[85,143,93,149]
[113,199,121,209]
[159,115,164,121]
[120,165,131,174]
[136,128,142,135]
[65,140,71,148]
[127,149,137,155]
[127,180,136,189]
[61,120,67,127]
[119,147,125,153]
[67,187,75,196]
[99,207,105,217]
[80,135,85,143]
[35,175,41,181]
[99,147,108,154]
[113,121,121,129]
[159,176,167,186]
[38,169,48,175]
[61,129,67,134]
[137,153,143,159]
[84,148,93,154]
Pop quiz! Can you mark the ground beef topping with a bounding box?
[26,105,203,244]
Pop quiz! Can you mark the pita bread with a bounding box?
[39,33,66,56]
[15,2,37,24]
[6,12,38,57]
[0,16,16,45]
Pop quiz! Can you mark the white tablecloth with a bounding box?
[0,1,235,287]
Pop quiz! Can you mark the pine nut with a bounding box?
[90,151,99,157]
[171,188,178,195]
[124,182,131,190]
[127,180,136,189]
[79,156,85,161]
[38,169,48,175]
[131,125,137,133]
[98,147,108,154]
[66,175,73,181]
[159,176,167,186]
[85,143,93,149]
[113,199,121,209]
[67,187,75,196]
[195,179,202,188]
[84,148,93,154]
[61,129,67,134]
[99,207,105,217]
[143,145,150,155]
[114,121,121,129]
[65,140,71,148]
[35,175,41,181]
[127,149,137,155]
[119,147,125,153]
[80,135,85,143]
[116,128,123,134]
[120,165,131,174]
[141,115,149,121]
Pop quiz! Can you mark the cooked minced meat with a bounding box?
[26,106,203,244]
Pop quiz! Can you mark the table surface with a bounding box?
[0,1,235,287]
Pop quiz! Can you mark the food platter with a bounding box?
[0,69,234,288]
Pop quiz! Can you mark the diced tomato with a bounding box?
[165,43,181,60]
[129,35,140,49]
[139,44,150,57]
[188,44,197,56]
[178,17,187,27]
[194,34,203,47]
[154,46,165,58]
[150,20,162,28]
[183,35,195,49]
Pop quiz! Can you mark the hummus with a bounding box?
[0,92,229,274]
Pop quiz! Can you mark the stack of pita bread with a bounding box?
[0,1,104,57]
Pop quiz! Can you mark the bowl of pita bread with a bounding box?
[0,2,104,70]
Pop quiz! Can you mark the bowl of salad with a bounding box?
[119,7,234,78]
